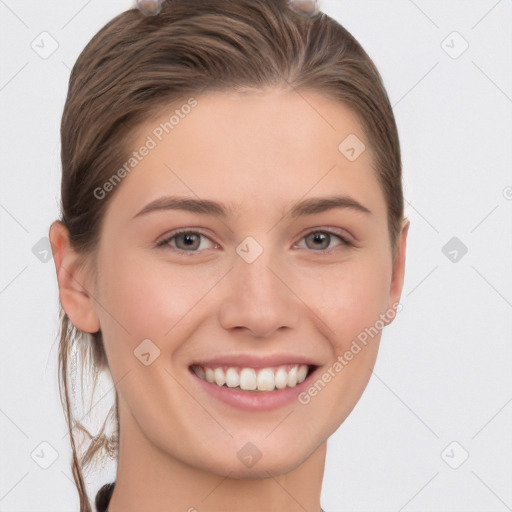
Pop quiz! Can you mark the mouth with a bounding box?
[189,363,318,392]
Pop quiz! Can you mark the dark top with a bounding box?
[95,482,115,512]
[95,481,326,512]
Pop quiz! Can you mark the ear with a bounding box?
[386,218,410,324]
[49,220,100,333]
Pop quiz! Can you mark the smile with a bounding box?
[190,363,313,392]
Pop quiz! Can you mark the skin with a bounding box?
[50,88,409,512]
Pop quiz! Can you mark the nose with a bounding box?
[218,247,300,338]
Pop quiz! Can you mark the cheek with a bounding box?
[296,262,390,435]
[298,253,392,350]
[96,251,229,363]
[95,254,206,411]
[299,254,392,429]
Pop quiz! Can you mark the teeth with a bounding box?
[287,366,298,387]
[240,368,257,390]
[297,364,308,383]
[257,368,275,391]
[225,367,240,388]
[193,364,311,392]
[214,367,226,387]
[194,365,205,379]
[275,367,288,389]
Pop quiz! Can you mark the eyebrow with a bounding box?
[132,194,372,220]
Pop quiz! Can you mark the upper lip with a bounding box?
[190,354,320,369]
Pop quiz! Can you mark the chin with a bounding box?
[187,435,321,479]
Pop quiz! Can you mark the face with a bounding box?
[78,89,407,477]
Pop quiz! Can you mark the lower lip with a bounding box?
[189,366,319,412]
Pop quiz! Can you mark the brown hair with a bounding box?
[55,0,405,509]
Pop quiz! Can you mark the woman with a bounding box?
[49,0,409,510]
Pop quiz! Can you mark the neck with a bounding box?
[108,399,326,512]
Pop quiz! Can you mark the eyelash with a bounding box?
[155,228,353,255]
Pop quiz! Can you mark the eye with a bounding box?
[156,228,353,255]
[294,229,352,253]
[156,229,217,253]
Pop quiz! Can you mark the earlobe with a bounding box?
[49,220,100,333]
[386,218,410,324]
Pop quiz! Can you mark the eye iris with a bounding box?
[306,232,329,250]
[176,233,200,250]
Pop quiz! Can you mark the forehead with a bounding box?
[105,88,387,222]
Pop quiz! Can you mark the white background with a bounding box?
[0,1,511,511]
